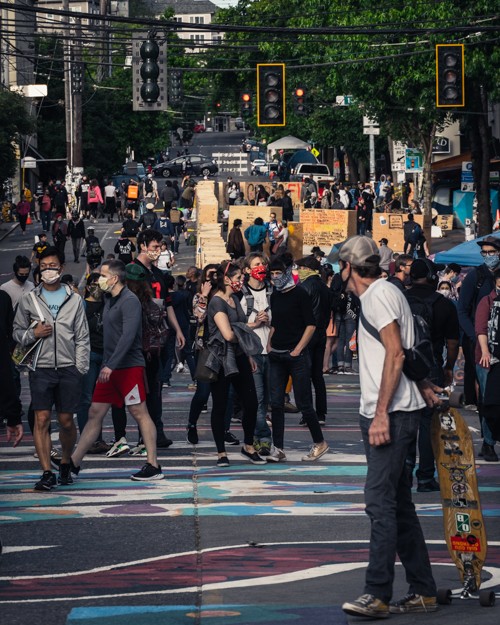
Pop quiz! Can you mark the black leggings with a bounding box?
[210,354,257,453]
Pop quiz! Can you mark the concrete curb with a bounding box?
[0,222,19,242]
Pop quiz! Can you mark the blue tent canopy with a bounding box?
[434,231,500,267]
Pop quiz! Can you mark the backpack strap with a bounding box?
[359,310,381,343]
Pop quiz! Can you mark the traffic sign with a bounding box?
[363,127,380,135]
[336,95,353,106]
[391,162,405,172]
[311,148,320,158]
[363,116,378,127]
[461,161,473,183]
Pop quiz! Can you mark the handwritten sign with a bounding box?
[229,206,283,226]
[372,213,431,253]
[299,209,357,247]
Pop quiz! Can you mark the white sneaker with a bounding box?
[129,443,147,457]
[266,447,286,463]
[301,442,329,462]
[176,363,185,373]
[106,437,130,458]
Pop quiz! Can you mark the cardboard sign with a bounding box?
[299,209,357,247]
[229,206,283,226]
[372,213,431,253]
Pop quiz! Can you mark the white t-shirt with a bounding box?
[104,184,116,199]
[358,279,426,418]
[0,279,35,309]
[240,284,271,355]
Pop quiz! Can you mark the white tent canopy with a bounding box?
[267,135,310,153]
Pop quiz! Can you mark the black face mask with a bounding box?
[15,273,29,284]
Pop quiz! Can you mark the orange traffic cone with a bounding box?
[26,214,32,225]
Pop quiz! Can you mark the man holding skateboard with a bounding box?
[339,236,439,618]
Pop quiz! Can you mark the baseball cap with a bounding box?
[339,236,379,267]
[477,236,500,250]
[379,238,388,245]
[147,173,153,179]
[125,263,147,281]
[87,226,95,231]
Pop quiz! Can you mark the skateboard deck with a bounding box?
[431,390,488,598]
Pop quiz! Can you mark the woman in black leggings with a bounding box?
[206,261,263,467]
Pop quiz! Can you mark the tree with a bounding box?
[0,90,35,192]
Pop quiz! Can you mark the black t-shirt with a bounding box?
[85,299,104,353]
[405,284,459,366]
[270,285,316,351]
[114,238,136,265]
[133,258,172,307]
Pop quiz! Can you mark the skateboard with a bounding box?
[431,386,497,607]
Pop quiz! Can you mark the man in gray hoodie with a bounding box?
[71,259,164,482]
[13,246,90,492]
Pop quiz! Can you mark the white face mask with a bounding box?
[438,289,451,298]
[98,276,113,292]
[41,269,60,285]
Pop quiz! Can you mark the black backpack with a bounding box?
[144,178,153,194]
[87,240,103,259]
[408,223,422,246]
[359,291,440,382]
[142,300,168,359]
[142,211,156,229]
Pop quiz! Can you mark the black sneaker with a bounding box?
[224,431,240,445]
[131,463,164,481]
[298,417,307,427]
[417,478,440,492]
[50,448,62,470]
[389,592,437,613]
[187,425,199,445]
[34,471,57,492]
[201,404,208,414]
[157,433,173,448]
[480,442,498,462]
[70,459,80,476]
[58,463,74,485]
[241,447,266,465]
[217,455,230,467]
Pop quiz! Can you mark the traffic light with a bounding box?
[240,92,252,117]
[257,63,286,127]
[169,70,183,105]
[293,87,306,115]
[132,33,167,112]
[436,44,465,108]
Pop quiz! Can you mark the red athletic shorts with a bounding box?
[92,366,146,407]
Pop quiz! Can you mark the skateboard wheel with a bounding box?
[448,388,464,409]
[479,590,495,607]
[437,588,452,605]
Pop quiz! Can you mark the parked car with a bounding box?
[152,154,218,178]
[235,117,245,130]
[193,123,205,133]
[250,159,269,175]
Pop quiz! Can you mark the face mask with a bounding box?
[438,289,451,298]
[450,275,459,284]
[230,279,243,293]
[484,255,500,270]
[272,267,294,291]
[15,273,29,284]
[88,284,103,300]
[98,276,113,292]
[147,249,161,262]
[250,265,267,282]
[41,269,60,285]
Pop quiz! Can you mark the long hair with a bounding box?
[213,260,240,294]
[127,279,153,305]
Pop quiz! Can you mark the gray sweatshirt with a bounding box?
[102,286,145,370]
[13,284,90,374]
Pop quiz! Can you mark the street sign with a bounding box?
[311,147,320,158]
[405,148,423,172]
[432,136,450,154]
[391,162,405,172]
[21,157,36,169]
[335,95,353,106]
[363,116,378,127]
[363,127,380,135]
[461,161,474,183]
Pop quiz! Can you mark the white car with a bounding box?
[251,159,268,175]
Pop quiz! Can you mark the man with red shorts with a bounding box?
[71,259,163,481]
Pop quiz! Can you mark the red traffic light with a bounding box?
[295,88,305,97]
[241,93,251,102]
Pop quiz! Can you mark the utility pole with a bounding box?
[62,0,72,171]
[98,0,109,82]
[72,18,83,168]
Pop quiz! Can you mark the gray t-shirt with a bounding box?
[208,294,246,341]
[0,279,34,310]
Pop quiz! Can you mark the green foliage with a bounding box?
[0,90,35,186]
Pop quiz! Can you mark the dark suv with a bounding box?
[152,154,218,178]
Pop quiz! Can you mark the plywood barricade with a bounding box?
[372,213,431,253]
[299,209,357,248]
[195,182,229,267]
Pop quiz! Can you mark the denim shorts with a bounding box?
[29,366,83,413]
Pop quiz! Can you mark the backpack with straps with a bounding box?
[87,240,103,259]
[241,282,273,319]
[142,300,168,358]
[142,211,157,229]
[360,291,440,381]
[144,178,153,194]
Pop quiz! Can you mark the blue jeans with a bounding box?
[76,351,103,439]
[360,410,436,603]
[40,211,51,232]
[336,317,356,367]
[269,350,324,450]
[253,354,272,441]
[475,364,496,446]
